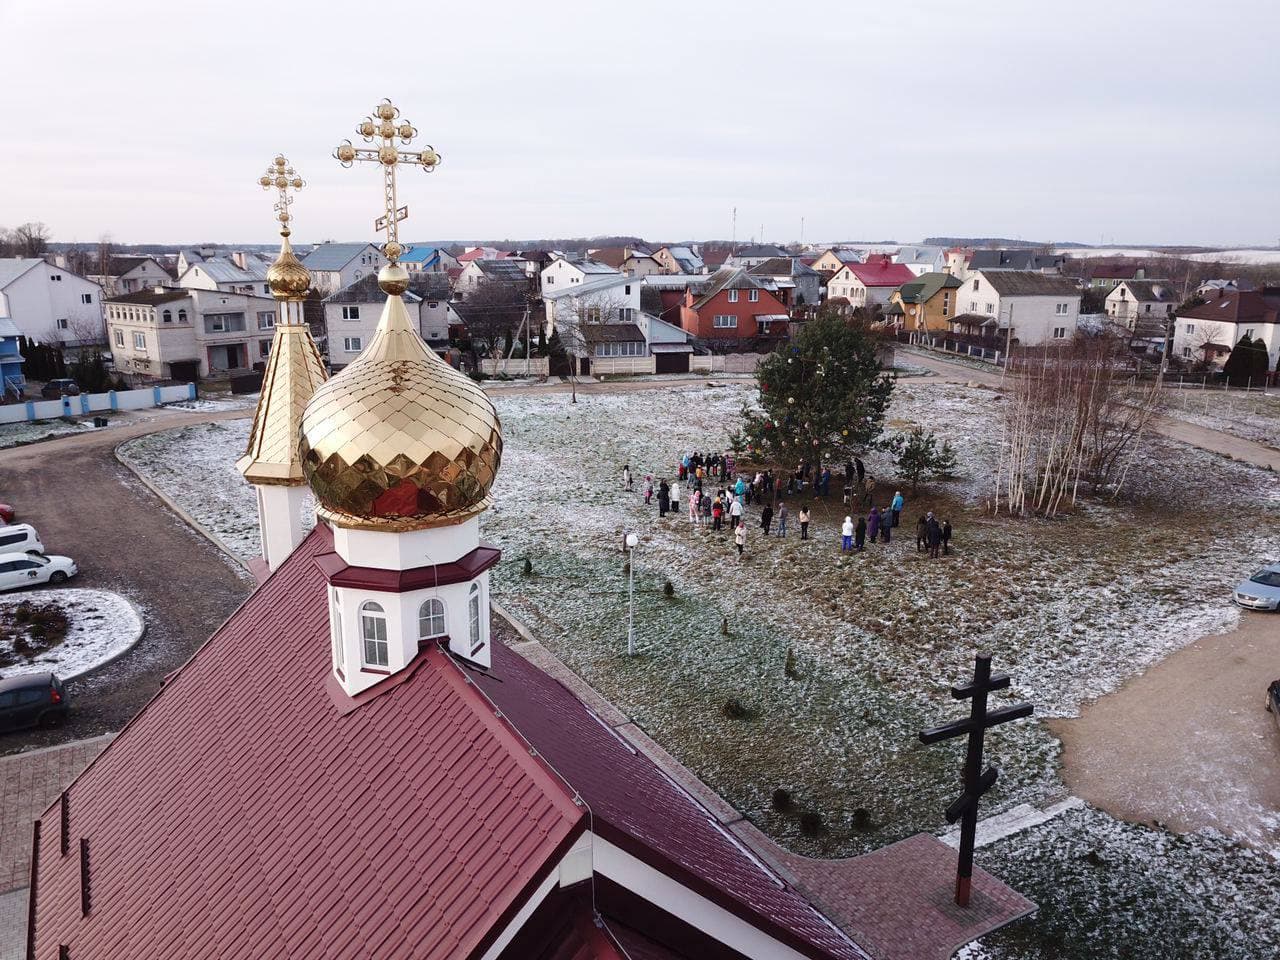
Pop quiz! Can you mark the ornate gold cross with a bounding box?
[258,155,305,234]
[334,99,441,265]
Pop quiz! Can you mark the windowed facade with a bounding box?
[418,598,446,640]
[178,309,188,323]
[162,309,172,323]
[748,289,759,302]
[1052,326,1067,339]
[132,332,146,350]
[204,312,246,334]
[984,302,994,314]
[343,337,362,353]
[81,293,93,304]
[727,289,739,303]
[1055,303,1070,315]
[331,591,344,674]
[259,340,271,358]
[56,318,68,330]
[113,329,124,347]
[257,311,275,330]
[942,292,950,316]
[468,584,482,654]
[341,306,360,320]
[594,341,645,357]
[360,601,389,667]
[712,314,737,328]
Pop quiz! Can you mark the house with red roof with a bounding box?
[677,267,791,344]
[826,255,916,309]
[1171,286,1280,371]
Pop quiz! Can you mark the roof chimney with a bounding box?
[231,251,247,270]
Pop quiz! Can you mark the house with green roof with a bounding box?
[887,272,962,332]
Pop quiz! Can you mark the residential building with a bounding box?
[676,267,790,343]
[106,287,279,379]
[651,244,705,274]
[87,256,173,296]
[179,251,276,297]
[398,244,460,274]
[966,250,1065,275]
[587,245,664,277]
[176,247,217,276]
[543,273,642,339]
[538,256,620,295]
[1083,260,1151,290]
[893,245,947,276]
[0,314,24,398]
[748,257,822,308]
[724,243,789,268]
[1171,287,1280,370]
[942,247,973,276]
[301,242,385,293]
[826,256,916,308]
[949,271,1082,346]
[324,273,458,369]
[810,248,863,273]
[457,245,511,263]
[579,312,693,372]
[0,257,105,344]
[458,257,533,297]
[888,272,963,333]
[1196,278,1255,297]
[1105,280,1178,330]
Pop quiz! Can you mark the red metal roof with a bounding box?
[475,644,866,960]
[31,525,585,960]
[843,260,916,288]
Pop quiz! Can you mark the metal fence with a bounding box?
[896,331,1003,365]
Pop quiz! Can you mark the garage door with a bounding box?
[654,352,690,374]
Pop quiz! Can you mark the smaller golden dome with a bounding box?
[378,262,409,295]
[267,230,312,302]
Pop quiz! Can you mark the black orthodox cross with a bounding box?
[919,653,1034,907]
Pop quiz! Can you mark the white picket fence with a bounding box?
[690,353,767,374]
[590,356,656,375]
[478,357,550,376]
[0,383,196,424]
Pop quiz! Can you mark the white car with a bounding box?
[0,524,44,554]
[0,552,78,592]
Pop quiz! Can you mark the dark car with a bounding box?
[0,672,68,733]
[1267,680,1280,736]
[41,378,80,399]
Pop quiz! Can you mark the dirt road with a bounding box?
[0,408,255,754]
[1049,610,1280,852]
[901,347,1280,471]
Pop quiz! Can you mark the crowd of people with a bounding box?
[621,450,955,561]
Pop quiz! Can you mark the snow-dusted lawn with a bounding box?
[163,392,260,413]
[1157,387,1280,448]
[116,380,1280,959]
[0,589,142,679]
[0,417,113,449]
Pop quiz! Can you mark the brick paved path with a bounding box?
[0,737,112,957]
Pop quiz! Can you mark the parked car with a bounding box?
[0,673,68,733]
[0,552,77,592]
[0,524,44,554]
[1267,680,1280,736]
[40,378,80,399]
[0,504,14,524]
[1233,563,1280,611]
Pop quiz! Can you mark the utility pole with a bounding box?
[731,207,737,255]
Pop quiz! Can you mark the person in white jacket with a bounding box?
[841,516,854,553]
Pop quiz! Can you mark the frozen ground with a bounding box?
[0,589,142,680]
[163,392,260,413]
[0,417,109,449]
[117,380,1280,959]
[1156,387,1280,448]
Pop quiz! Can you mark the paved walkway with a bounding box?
[901,346,1280,471]
[0,736,112,958]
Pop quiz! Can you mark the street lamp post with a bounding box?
[625,532,638,656]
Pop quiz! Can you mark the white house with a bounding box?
[457,258,531,297]
[0,258,105,345]
[826,258,917,308]
[301,242,385,294]
[893,245,947,277]
[651,245,705,275]
[543,273,643,339]
[1105,280,1178,331]
[1171,288,1280,370]
[106,287,280,379]
[538,256,620,295]
[399,245,460,274]
[87,256,173,296]
[950,271,1082,346]
[324,273,459,370]
[179,252,276,297]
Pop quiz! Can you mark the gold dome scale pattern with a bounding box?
[299,283,502,531]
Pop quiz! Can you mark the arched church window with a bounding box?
[418,598,446,640]
[178,309,188,323]
[162,309,172,323]
[468,584,482,654]
[360,601,388,667]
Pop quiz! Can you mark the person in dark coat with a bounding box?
[880,505,892,543]
[942,519,953,556]
[915,516,928,553]
[760,504,773,535]
[854,456,865,485]
[855,515,867,551]
[926,513,943,559]
[657,480,670,517]
[867,506,880,543]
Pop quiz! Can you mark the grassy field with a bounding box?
[118,378,1280,959]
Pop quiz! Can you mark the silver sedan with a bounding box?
[1234,563,1280,611]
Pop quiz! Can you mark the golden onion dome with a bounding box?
[298,269,502,531]
[267,230,312,302]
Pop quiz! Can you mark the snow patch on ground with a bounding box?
[0,417,110,449]
[0,589,142,680]
[163,392,260,413]
[1157,388,1280,448]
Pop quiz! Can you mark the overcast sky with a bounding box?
[1,0,1276,248]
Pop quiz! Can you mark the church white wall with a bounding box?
[257,484,309,572]
[333,516,480,570]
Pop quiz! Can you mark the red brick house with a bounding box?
[678,267,791,343]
